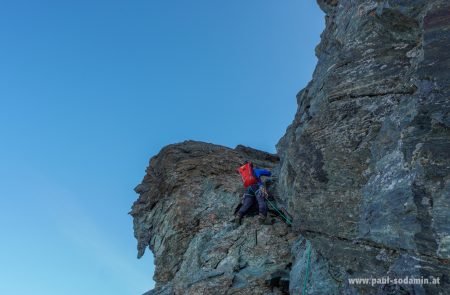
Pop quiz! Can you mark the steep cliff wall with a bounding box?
[131,1,450,294]
[277,0,450,294]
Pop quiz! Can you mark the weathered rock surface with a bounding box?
[131,141,294,294]
[131,0,450,294]
[277,0,450,294]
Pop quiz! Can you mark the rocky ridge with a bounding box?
[131,0,450,294]
[131,142,293,294]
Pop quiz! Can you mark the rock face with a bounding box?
[131,1,450,294]
[277,0,450,294]
[131,141,294,294]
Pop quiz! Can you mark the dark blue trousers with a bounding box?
[238,184,267,217]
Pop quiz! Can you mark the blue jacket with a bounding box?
[253,168,271,185]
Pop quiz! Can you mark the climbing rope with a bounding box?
[265,197,292,225]
[260,186,292,225]
[260,187,312,294]
[302,242,312,295]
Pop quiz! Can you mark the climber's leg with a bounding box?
[238,188,256,217]
[255,186,268,217]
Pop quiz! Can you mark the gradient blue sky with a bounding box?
[0,1,324,294]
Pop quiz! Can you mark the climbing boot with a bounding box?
[258,213,267,224]
[231,214,242,225]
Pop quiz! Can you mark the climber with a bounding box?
[232,161,271,225]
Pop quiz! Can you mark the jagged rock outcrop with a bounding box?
[131,141,295,294]
[131,0,450,294]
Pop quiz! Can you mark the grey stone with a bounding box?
[276,0,450,294]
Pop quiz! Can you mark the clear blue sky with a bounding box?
[0,1,324,294]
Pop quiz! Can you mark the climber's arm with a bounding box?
[254,168,271,178]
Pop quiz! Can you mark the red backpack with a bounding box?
[238,162,258,188]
